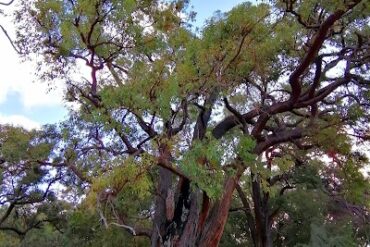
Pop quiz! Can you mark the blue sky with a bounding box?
[0,0,249,129]
[0,92,66,125]
[191,0,248,27]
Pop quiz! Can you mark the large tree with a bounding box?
[5,0,370,246]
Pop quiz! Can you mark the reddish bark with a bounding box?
[150,166,243,247]
[198,174,241,247]
[197,193,210,236]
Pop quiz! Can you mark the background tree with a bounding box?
[0,125,67,239]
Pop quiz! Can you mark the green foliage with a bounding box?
[20,226,65,247]
[311,126,351,155]
[339,156,370,205]
[181,137,224,199]
[88,155,153,207]
[296,223,357,247]
[292,163,323,190]
[220,210,251,247]
[0,127,30,162]
[0,126,54,163]
[347,104,365,124]
[0,232,20,247]
[64,210,149,247]
[237,135,256,164]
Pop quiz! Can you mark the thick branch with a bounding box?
[254,128,304,155]
[288,1,361,102]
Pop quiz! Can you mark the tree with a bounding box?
[0,125,67,238]
[8,0,370,246]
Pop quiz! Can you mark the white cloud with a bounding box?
[0,113,41,130]
[0,45,65,108]
[0,13,65,108]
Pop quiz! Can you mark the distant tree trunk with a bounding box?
[250,175,272,247]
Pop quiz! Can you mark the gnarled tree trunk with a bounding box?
[150,90,242,247]
[150,170,242,247]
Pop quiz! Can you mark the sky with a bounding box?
[0,0,249,130]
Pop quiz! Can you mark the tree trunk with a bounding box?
[251,175,272,247]
[151,166,173,247]
[197,175,240,247]
[150,90,231,246]
[150,171,242,247]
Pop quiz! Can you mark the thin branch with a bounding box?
[157,157,190,180]
[0,0,14,6]
[0,25,21,54]
[110,222,137,236]
[169,100,188,136]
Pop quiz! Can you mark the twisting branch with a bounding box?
[131,111,157,138]
[223,97,248,133]
[288,0,362,102]
[169,100,188,137]
[285,1,320,29]
[0,174,61,232]
[254,128,304,155]
[0,0,14,6]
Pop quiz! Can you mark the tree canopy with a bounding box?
[1,0,370,246]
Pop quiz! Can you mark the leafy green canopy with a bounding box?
[2,0,369,246]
